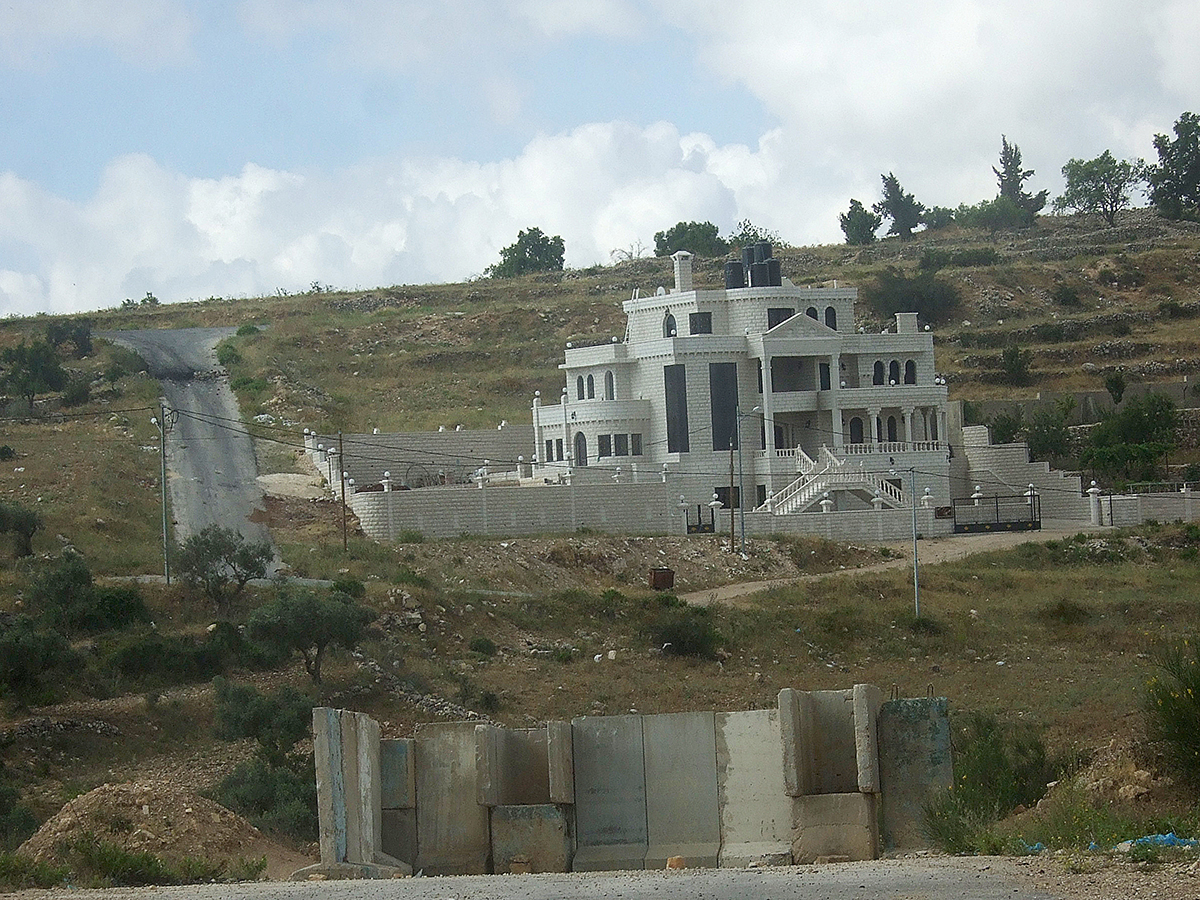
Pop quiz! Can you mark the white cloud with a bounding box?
[0,0,194,68]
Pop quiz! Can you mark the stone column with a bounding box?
[868,407,881,445]
[937,409,947,444]
[902,408,913,445]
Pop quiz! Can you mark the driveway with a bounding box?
[99,327,272,549]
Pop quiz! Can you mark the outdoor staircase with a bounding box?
[764,446,907,515]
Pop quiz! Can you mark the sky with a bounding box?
[0,1,1196,317]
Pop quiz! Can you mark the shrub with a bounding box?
[0,764,36,851]
[0,615,75,699]
[212,756,318,842]
[30,553,150,635]
[1051,282,1082,307]
[469,636,497,656]
[175,525,272,612]
[236,324,260,337]
[998,344,1033,386]
[247,588,375,684]
[0,446,12,461]
[215,343,241,367]
[1036,598,1092,625]
[1146,639,1200,784]
[61,377,91,407]
[68,833,176,886]
[331,577,365,599]
[649,606,723,660]
[0,502,41,557]
[101,631,229,687]
[213,677,312,766]
[863,268,961,325]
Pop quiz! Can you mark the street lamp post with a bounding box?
[736,404,762,558]
[150,405,175,584]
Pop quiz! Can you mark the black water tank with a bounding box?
[754,240,772,263]
[767,257,782,286]
[741,245,755,273]
[724,260,746,289]
[749,261,770,287]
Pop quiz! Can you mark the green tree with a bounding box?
[653,220,728,257]
[45,319,94,358]
[213,677,313,767]
[839,199,882,245]
[247,589,375,685]
[872,172,925,237]
[994,136,1048,225]
[863,268,961,324]
[1104,370,1127,405]
[1081,392,1178,483]
[486,227,565,277]
[1026,397,1075,460]
[0,615,74,699]
[0,339,66,412]
[998,344,1033,386]
[29,552,150,634]
[175,525,272,612]
[727,219,787,250]
[1054,151,1144,225]
[1145,111,1200,221]
[0,501,41,557]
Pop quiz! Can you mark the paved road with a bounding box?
[99,327,272,548]
[24,857,1059,899]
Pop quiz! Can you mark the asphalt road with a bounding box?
[22,857,1060,900]
[98,327,273,548]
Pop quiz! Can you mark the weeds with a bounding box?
[1145,639,1200,784]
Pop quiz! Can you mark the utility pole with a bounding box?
[728,436,735,551]
[150,405,176,584]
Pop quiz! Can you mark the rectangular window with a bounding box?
[819,362,831,391]
[688,312,713,335]
[544,439,554,463]
[714,486,741,509]
[756,484,767,508]
[664,364,690,453]
[630,433,643,456]
[555,438,563,461]
[598,434,612,457]
[709,362,739,451]
[614,433,629,456]
[767,307,795,329]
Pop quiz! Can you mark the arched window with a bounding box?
[888,360,900,385]
[849,417,864,444]
[904,360,916,384]
[663,312,676,338]
[604,370,615,400]
[574,432,588,467]
[824,306,837,329]
[586,374,595,399]
[887,416,898,442]
[873,361,885,385]
[576,376,585,400]
[806,306,818,320]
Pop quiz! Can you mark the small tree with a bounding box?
[727,219,787,250]
[1104,370,1127,405]
[994,136,1048,225]
[1082,392,1178,483]
[653,220,728,257]
[175,525,272,612]
[213,677,313,767]
[1054,151,1144,225]
[839,199,882,245]
[0,339,66,412]
[486,227,565,277]
[863,268,961,324]
[0,501,41,557]
[999,344,1033,386]
[45,319,94,358]
[872,172,925,237]
[247,589,375,684]
[1145,111,1200,221]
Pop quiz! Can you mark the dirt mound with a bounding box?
[18,780,312,881]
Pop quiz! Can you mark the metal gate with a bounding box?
[952,492,1041,534]
[685,504,717,534]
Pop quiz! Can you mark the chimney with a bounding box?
[671,250,693,293]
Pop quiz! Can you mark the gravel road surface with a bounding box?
[16,856,1060,900]
[99,327,272,547]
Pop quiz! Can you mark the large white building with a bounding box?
[531,246,952,517]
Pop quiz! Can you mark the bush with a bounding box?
[998,344,1033,385]
[1146,639,1200,785]
[0,502,41,557]
[469,636,497,656]
[1051,282,1083,308]
[863,268,961,325]
[236,324,260,337]
[175,525,272,612]
[101,631,228,687]
[0,764,36,851]
[247,588,375,684]
[212,756,318,842]
[30,553,150,635]
[0,852,67,889]
[213,678,312,766]
[61,377,91,407]
[0,615,75,699]
[215,343,241,367]
[0,446,13,461]
[648,606,723,660]
[331,577,365,599]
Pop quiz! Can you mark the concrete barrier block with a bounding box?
[381,808,417,867]
[546,720,574,805]
[792,793,879,863]
[778,689,815,797]
[878,697,952,850]
[490,805,572,873]
[808,690,858,794]
[853,684,882,794]
[716,709,795,867]
[380,739,415,810]
[313,708,346,864]
[642,711,720,869]
[352,712,382,862]
[476,725,551,808]
[339,710,364,863]
[571,715,647,871]
[415,722,490,875]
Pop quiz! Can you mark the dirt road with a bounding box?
[18,856,1060,899]
[98,327,272,548]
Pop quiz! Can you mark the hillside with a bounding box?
[3,212,1200,887]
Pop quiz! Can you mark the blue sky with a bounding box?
[0,0,1196,315]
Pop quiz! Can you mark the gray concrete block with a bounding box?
[380,738,415,810]
[878,697,952,851]
[642,711,720,869]
[339,710,363,863]
[791,792,879,863]
[571,715,647,871]
[490,804,572,873]
[415,722,491,875]
[313,707,346,864]
[381,808,417,868]
[715,709,795,867]
[778,688,815,797]
[476,725,551,807]
[808,690,858,794]
[546,720,574,805]
[853,684,882,794]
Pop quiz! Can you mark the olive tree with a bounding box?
[175,524,272,612]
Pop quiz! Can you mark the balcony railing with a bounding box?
[842,440,945,455]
